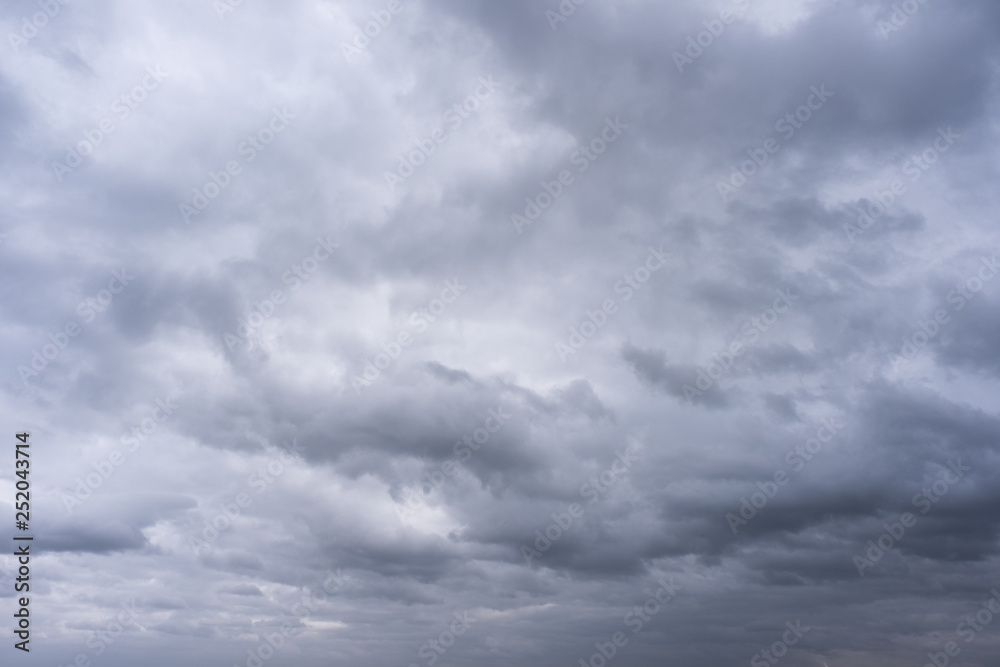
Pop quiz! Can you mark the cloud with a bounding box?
[3,0,1000,665]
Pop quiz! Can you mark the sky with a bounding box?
[2,0,1000,665]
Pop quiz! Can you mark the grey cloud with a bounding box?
[4,0,1000,665]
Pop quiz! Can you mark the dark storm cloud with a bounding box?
[3,0,1000,665]
[621,342,733,408]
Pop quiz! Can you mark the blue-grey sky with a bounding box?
[2,1,1000,665]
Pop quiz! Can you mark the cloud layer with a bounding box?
[2,0,1000,665]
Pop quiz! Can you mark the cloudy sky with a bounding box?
[2,0,1000,665]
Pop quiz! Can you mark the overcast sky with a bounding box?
[2,0,1000,665]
